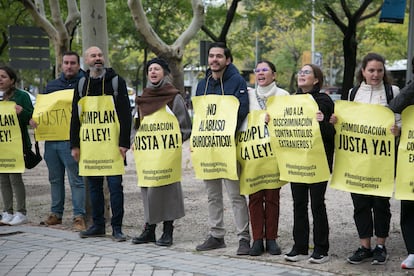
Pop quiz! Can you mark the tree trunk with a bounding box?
[80,0,109,65]
[79,0,111,223]
[341,28,358,100]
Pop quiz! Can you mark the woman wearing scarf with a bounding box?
[244,60,289,256]
[131,58,192,246]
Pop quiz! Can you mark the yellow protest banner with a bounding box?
[267,94,330,183]
[190,95,239,180]
[78,96,124,176]
[0,101,25,173]
[330,100,395,197]
[237,110,286,195]
[395,105,414,200]
[133,107,182,187]
[32,89,73,141]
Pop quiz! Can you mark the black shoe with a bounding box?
[266,239,281,255]
[112,231,127,242]
[371,245,387,265]
[196,236,226,251]
[79,225,105,238]
[346,246,373,264]
[284,247,308,262]
[156,232,173,246]
[308,251,330,264]
[131,223,156,244]
[249,240,264,256]
[237,238,250,255]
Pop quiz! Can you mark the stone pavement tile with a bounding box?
[0,226,334,276]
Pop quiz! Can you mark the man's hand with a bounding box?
[71,147,80,162]
[119,147,128,160]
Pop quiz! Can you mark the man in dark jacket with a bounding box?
[40,51,86,231]
[70,46,131,242]
[194,42,250,255]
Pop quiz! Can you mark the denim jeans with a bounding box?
[44,141,85,218]
[87,175,124,231]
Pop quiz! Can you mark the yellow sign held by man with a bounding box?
[190,95,239,180]
[395,105,414,200]
[78,95,124,176]
[32,89,73,141]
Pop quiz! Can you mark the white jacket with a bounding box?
[349,81,401,127]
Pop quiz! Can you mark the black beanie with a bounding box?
[146,58,171,74]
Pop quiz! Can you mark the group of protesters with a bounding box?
[0,42,413,271]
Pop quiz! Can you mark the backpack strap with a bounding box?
[78,76,86,98]
[112,75,118,99]
[77,75,119,99]
[349,85,360,101]
[384,83,394,104]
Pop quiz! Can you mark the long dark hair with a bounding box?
[356,52,391,85]
[0,66,17,93]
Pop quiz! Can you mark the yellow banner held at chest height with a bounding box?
[237,110,286,195]
[133,107,182,187]
[32,89,74,141]
[330,100,395,197]
[78,95,124,176]
[395,105,414,200]
[190,95,239,180]
[0,101,25,173]
[267,94,330,183]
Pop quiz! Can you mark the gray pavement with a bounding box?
[0,225,333,276]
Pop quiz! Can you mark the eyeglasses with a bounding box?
[297,70,312,75]
[254,68,271,73]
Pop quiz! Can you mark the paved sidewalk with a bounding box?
[0,225,333,276]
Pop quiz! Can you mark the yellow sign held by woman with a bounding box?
[190,95,239,180]
[395,105,414,200]
[330,101,395,197]
[267,94,330,183]
[77,95,124,176]
[133,107,182,187]
[237,110,286,195]
[0,101,24,172]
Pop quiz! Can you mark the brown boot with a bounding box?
[43,214,62,225]
[73,216,86,231]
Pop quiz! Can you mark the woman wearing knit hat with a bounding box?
[131,58,192,246]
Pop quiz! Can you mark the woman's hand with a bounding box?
[329,114,338,124]
[29,118,37,128]
[390,124,401,137]
[15,104,23,114]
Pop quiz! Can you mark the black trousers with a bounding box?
[290,181,329,255]
[351,193,391,239]
[401,200,414,254]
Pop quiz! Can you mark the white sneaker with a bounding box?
[0,212,13,224]
[8,212,28,226]
[401,254,414,269]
